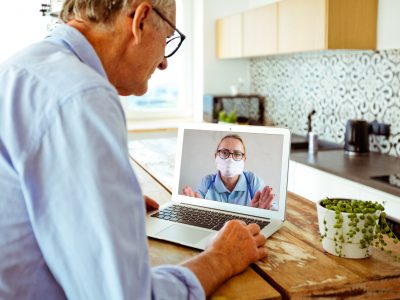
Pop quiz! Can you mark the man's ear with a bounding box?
[131,2,152,44]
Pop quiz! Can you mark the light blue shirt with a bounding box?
[197,172,264,206]
[0,24,204,299]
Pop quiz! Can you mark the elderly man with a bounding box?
[0,0,267,299]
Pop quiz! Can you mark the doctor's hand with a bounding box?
[182,186,202,198]
[144,195,159,212]
[250,186,274,209]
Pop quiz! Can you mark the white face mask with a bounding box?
[215,156,244,178]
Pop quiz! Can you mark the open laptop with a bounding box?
[146,123,291,250]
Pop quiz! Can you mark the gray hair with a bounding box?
[60,0,175,27]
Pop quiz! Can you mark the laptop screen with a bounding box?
[173,123,290,220]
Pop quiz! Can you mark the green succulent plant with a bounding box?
[320,198,399,261]
[218,108,237,123]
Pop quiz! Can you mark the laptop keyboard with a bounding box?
[151,205,270,231]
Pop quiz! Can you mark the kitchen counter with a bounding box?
[291,133,343,151]
[290,149,400,197]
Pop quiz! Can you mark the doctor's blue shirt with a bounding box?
[197,172,264,206]
[0,24,204,299]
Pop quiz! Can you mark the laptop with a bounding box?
[146,123,291,250]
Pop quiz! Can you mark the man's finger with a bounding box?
[257,246,268,260]
[147,200,159,209]
[236,220,247,226]
[254,233,267,247]
[144,195,159,212]
[247,223,261,235]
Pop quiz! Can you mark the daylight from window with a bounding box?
[125,0,189,116]
[127,55,182,111]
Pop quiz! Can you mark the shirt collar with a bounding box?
[214,172,247,193]
[46,24,108,80]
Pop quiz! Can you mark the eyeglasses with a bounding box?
[152,7,186,58]
[130,7,186,58]
[217,149,245,161]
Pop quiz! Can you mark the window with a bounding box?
[121,0,193,120]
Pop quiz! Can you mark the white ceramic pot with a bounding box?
[316,199,380,259]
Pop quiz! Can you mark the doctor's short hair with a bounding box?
[216,134,246,154]
[60,0,175,27]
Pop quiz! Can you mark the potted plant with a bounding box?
[317,198,399,260]
[218,108,237,124]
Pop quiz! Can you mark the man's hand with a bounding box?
[182,220,267,296]
[250,186,274,209]
[182,186,202,198]
[207,220,267,276]
[144,195,159,212]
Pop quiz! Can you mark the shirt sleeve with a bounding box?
[152,266,205,299]
[196,174,213,198]
[18,87,204,300]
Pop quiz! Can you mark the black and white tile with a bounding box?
[250,49,400,157]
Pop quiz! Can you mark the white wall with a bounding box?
[200,0,281,97]
[0,1,50,63]
[203,0,251,95]
[377,0,400,50]
[248,0,281,9]
[192,0,205,121]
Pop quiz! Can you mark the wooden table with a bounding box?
[129,136,400,299]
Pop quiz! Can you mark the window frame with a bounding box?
[120,0,194,121]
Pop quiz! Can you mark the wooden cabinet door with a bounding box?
[216,13,242,59]
[278,0,326,53]
[243,4,278,57]
[327,0,377,50]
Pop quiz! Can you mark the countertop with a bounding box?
[290,146,400,197]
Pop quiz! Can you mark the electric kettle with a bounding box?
[344,120,370,155]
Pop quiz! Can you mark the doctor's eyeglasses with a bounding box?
[217,149,245,161]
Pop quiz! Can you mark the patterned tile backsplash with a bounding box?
[250,49,400,157]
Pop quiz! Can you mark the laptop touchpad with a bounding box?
[156,224,211,245]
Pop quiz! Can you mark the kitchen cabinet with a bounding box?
[288,160,400,222]
[216,4,277,58]
[278,0,325,53]
[216,13,242,59]
[278,0,378,53]
[242,4,278,57]
[216,0,378,59]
